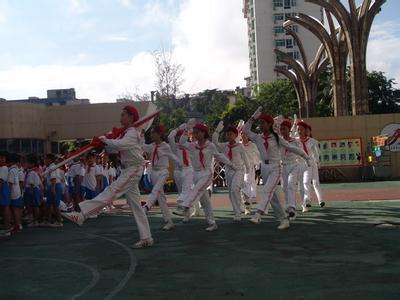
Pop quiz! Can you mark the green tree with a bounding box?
[255,80,298,117]
[156,108,188,131]
[315,67,334,117]
[367,71,400,114]
[220,80,299,125]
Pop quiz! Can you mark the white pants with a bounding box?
[242,166,257,200]
[146,169,172,223]
[174,167,194,205]
[303,163,323,205]
[80,165,152,240]
[182,169,215,225]
[282,163,299,210]
[258,163,286,221]
[226,168,244,218]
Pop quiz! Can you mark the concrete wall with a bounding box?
[44,102,154,141]
[306,113,400,178]
[0,103,46,139]
[0,101,156,142]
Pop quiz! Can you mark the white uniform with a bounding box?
[242,141,261,202]
[179,134,234,226]
[213,132,250,218]
[297,137,323,206]
[280,137,306,210]
[79,127,152,241]
[26,170,41,188]
[0,166,8,182]
[243,120,308,221]
[143,142,180,223]
[68,162,85,186]
[8,165,22,200]
[168,130,194,206]
[82,164,102,192]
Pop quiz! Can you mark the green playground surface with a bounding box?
[1,198,400,300]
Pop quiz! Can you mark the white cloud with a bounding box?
[68,0,90,15]
[367,21,400,86]
[0,52,155,103]
[101,35,130,42]
[135,1,172,27]
[0,0,249,102]
[118,0,135,9]
[0,0,9,23]
[172,0,249,93]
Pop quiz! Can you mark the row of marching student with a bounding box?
[2,105,325,249]
[0,150,117,237]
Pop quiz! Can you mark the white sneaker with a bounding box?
[121,204,130,210]
[61,212,85,226]
[277,219,290,230]
[205,223,218,232]
[173,206,188,216]
[27,221,39,228]
[302,205,309,213]
[39,221,54,228]
[245,208,251,215]
[233,216,241,222]
[131,238,154,249]
[162,221,175,231]
[250,213,261,224]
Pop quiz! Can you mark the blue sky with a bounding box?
[0,0,399,102]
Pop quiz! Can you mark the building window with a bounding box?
[274,13,284,22]
[286,39,293,48]
[273,0,283,8]
[21,139,32,153]
[275,39,285,47]
[251,20,255,30]
[287,51,300,59]
[274,26,284,34]
[291,0,297,7]
[252,32,255,42]
[284,0,291,9]
[285,25,298,33]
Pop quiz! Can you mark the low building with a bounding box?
[0,90,156,155]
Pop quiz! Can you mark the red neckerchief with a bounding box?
[195,141,209,169]
[87,163,95,174]
[179,146,189,167]
[152,143,160,165]
[263,134,271,152]
[285,137,295,154]
[227,143,237,161]
[300,137,309,155]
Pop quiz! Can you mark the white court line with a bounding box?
[0,257,100,300]
[86,233,137,300]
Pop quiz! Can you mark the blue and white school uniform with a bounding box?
[8,165,23,208]
[0,165,10,207]
[82,164,101,200]
[46,163,63,208]
[24,169,42,208]
[68,162,85,196]
[101,165,110,192]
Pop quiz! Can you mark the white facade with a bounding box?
[243,0,323,87]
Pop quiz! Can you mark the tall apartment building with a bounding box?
[243,0,323,87]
